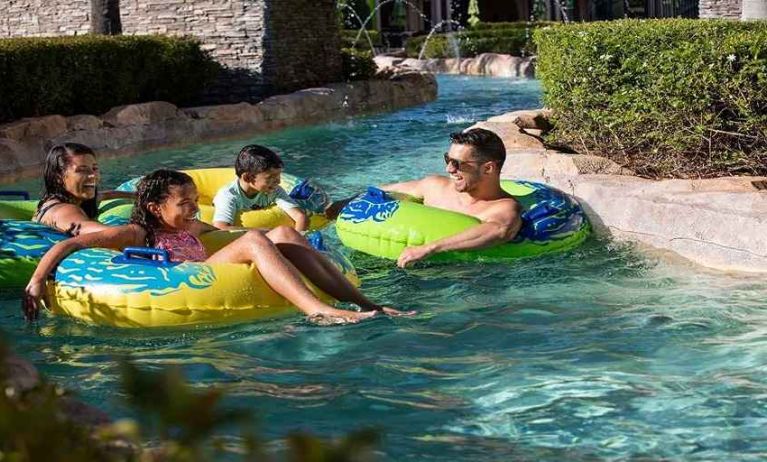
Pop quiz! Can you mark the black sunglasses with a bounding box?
[444,153,484,170]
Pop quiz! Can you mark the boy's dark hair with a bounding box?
[130,169,195,246]
[449,128,507,170]
[235,145,284,179]
[39,143,99,219]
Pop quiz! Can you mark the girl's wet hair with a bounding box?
[130,169,195,246]
[39,143,99,219]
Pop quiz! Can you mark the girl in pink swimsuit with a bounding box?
[24,169,411,323]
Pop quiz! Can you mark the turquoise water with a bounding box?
[2,76,767,460]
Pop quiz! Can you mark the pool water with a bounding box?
[2,76,766,460]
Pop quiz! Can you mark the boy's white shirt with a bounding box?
[212,178,299,225]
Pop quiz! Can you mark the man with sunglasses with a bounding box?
[329,128,522,268]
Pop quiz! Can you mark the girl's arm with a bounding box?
[23,225,144,320]
[191,219,218,235]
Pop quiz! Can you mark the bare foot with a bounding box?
[379,306,416,317]
[361,304,416,317]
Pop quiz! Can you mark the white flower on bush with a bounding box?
[727,54,736,62]
[588,66,594,72]
[599,53,613,61]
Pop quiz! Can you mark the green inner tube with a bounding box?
[335,180,591,262]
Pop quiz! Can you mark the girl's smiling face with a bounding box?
[150,183,200,231]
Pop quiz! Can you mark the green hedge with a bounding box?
[341,29,382,50]
[470,21,556,31]
[341,47,377,81]
[405,22,550,58]
[534,19,767,178]
[0,35,220,123]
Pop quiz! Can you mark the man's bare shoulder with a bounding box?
[481,196,522,223]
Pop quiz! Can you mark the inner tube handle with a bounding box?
[0,190,30,200]
[113,247,174,267]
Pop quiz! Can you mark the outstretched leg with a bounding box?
[207,229,375,323]
[266,226,410,316]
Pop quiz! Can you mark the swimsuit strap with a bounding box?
[33,200,64,223]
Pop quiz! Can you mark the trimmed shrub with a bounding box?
[534,19,767,178]
[405,22,550,58]
[341,47,377,81]
[0,35,220,123]
[341,29,383,50]
[470,21,556,31]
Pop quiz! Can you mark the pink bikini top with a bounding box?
[153,229,208,263]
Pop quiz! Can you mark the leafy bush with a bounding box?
[341,47,377,81]
[0,35,220,123]
[405,22,551,58]
[470,21,556,31]
[534,19,767,178]
[341,29,382,50]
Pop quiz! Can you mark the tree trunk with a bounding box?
[741,0,767,20]
[90,0,122,35]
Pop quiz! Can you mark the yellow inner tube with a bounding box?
[47,230,359,328]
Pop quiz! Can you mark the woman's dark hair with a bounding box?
[449,128,507,169]
[130,169,195,246]
[39,143,99,219]
[235,145,284,179]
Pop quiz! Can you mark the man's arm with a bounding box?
[326,176,440,220]
[380,177,435,199]
[396,200,522,268]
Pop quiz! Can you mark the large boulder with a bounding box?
[0,115,68,141]
[374,56,404,70]
[183,102,263,123]
[0,138,47,180]
[102,101,182,127]
[487,109,553,132]
[502,151,632,179]
[469,121,545,150]
[66,115,103,131]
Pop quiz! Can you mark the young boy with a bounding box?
[212,145,308,231]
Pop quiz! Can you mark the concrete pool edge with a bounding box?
[0,71,438,184]
[480,109,767,274]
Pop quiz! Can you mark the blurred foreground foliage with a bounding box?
[0,339,379,461]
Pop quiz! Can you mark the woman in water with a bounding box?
[33,143,133,235]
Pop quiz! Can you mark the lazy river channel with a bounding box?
[2,76,766,460]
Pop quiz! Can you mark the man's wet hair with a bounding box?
[235,145,284,178]
[449,128,506,169]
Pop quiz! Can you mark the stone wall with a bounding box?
[0,0,342,102]
[264,0,343,94]
[699,0,742,18]
[0,71,437,184]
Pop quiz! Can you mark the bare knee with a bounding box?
[267,225,305,245]
[243,229,272,247]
